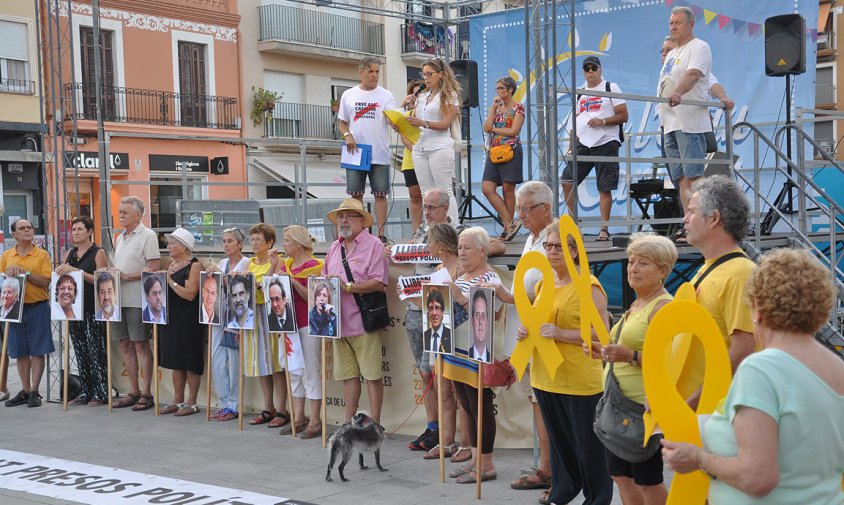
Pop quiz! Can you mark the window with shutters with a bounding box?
[79,26,116,119]
[0,19,32,94]
[178,41,208,127]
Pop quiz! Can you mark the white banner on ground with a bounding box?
[0,449,312,505]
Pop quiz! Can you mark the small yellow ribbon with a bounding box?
[642,282,731,505]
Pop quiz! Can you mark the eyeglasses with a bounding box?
[495,86,507,90]
[420,71,438,78]
[543,241,564,252]
[423,204,445,211]
[583,65,599,72]
[517,202,544,214]
[336,213,362,221]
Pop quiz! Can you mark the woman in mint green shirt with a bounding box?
[662,248,844,505]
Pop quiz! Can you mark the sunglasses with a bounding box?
[583,65,599,72]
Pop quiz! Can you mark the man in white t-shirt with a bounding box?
[337,57,396,242]
[561,56,628,241]
[659,6,713,224]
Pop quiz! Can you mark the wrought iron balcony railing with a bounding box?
[400,22,456,57]
[63,83,239,129]
[259,4,384,56]
[0,78,35,94]
[264,101,336,140]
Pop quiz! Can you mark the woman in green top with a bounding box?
[587,233,677,505]
[663,248,844,505]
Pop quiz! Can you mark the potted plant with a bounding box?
[330,98,340,114]
[251,86,281,127]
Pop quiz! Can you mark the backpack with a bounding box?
[577,81,626,143]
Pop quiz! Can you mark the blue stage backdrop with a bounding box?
[467,0,820,223]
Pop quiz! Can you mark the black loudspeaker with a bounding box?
[449,59,479,108]
[764,14,806,76]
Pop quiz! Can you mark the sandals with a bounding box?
[216,408,238,422]
[456,470,497,484]
[175,403,200,417]
[299,424,322,440]
[87,398,106,407]
[511,469,552,490]
[159,402,179,415]
[499,220,522,242]
[423,442,458,460]
[267,411,291,429]
[450,446,472,463]
[538,488,552,505]
[596,230,611,242]
[449,464,474,479]
[278,418,308,435]
[68,396,87,406]
[132,394,154,412]
[112,392,140,409]
[249,409,276,425]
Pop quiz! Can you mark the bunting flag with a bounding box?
[703,9,717,25]
[717,14,731,29]
[665,1,811,41]
[732,19,746,34]
[747,22,762,37]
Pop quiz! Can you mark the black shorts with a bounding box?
[402,168,419,188]
[561,140,620,192]
[482,143,524,185]
[606,444,664,486]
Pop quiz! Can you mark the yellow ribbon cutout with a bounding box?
[559,215,610,353]
[642,282,731,505]
[511,250,562,381]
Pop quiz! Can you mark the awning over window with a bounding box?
[819,2,832,32]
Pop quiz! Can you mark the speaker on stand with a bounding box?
[450,59,502,225]
[760,14,806,235]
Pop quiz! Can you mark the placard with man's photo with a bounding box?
[467,286,494,364]
[94,270,121,322]
[0,274,26,323]
[421,283,453,355]
[50,271,84,321]
[226,272,255,330]
[199,271,223,325]
[141,271,168,325]
[307,277,339,338]
[263,274,297,333]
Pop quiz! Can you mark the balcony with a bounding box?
[264,101,336,140]
[63,83,239,129]
[258,4,384,62]
[816,83,837,110]
[400,22,457,66]
[818,30,835,61]
[0,78,35,95]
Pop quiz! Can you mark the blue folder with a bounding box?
[340,143,372,172]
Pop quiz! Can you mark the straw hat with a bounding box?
[165,227,196,251]
[327,198,374,229]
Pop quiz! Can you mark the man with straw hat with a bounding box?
[322,198,389,424]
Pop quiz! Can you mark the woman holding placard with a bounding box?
[586,233,676,505]
[278,225,324,439]
[443,227,500,484]
[158,228,204,417]
[515,219,613,505]
[56,216,108,406]
[662,248,844,505]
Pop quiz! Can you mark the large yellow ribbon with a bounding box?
[559,215,610,353]
[511,251,562,381]
[642,282,731,505]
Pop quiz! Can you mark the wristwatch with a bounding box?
[345,281,353,293]
[629,350,639,367]
[343,131,352,139]
[424,120,430,128]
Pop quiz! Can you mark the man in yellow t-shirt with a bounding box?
[679,175,756,406]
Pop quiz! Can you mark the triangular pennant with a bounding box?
[689,4,703,16]
[732,19,746,34]
[747,22,762,37]
[810,28,818,43]
[717,14,731,29]
[666,0,674,6]
[703,9,717,25]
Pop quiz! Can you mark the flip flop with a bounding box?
[423,442,458,460]
[456,470,497,484]
[596,231,611,242]
[450,446,472,463]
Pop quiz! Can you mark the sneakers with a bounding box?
[408,428,433,451]
[27,392,42,408]
[418,429,439,451]
[5,390,29,407]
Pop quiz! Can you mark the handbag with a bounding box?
[483,358,516,388]
[341,246,390,332]
[489,144,514,164]
[705,114,718,153]
[593,314,663,463]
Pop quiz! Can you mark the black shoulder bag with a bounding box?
[693,251,747,290]
[341,246,390,332]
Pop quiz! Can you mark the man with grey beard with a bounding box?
[322,198,389,424]
[227,275,254,330]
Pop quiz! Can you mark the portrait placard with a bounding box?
[199,271,222,326]
[421,283,453,355]
[467,286,494,364]
[264,275,297,333]
[0,274,26,323]
[141,272,168,325]
[50,271,84,321]
[226,272,255,330]
[307,277,339,338]
[94,270,120,322]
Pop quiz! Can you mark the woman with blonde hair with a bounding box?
[663,248,844,505]
[404,57,462,223]
[277,225,324,439]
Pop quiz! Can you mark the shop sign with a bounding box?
[148,154,209,173]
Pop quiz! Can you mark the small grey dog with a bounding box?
[326,411,388,482]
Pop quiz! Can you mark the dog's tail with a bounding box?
[326,431,337,458]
